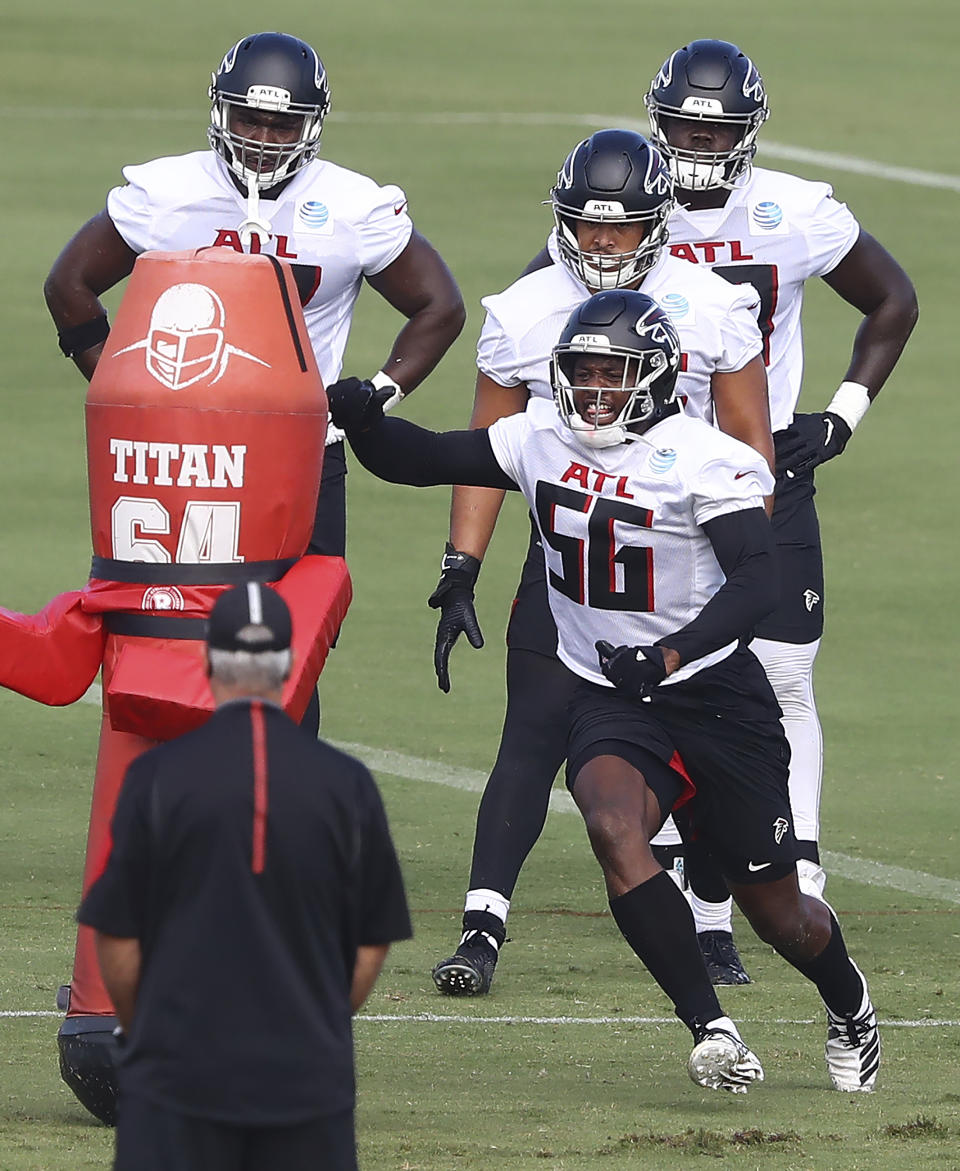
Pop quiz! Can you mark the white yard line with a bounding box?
[333,740,960,906]
[2,1010,957,1027]
[69,689,960,906]
[6,107,959,192]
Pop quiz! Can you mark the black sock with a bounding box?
[685,841,731,905]
[609,871,723,1031]
[780,916,865,1017]
[461,909,506,951]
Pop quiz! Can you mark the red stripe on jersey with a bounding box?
[250,702,269,874]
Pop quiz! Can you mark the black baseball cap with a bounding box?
[207,583,292,652]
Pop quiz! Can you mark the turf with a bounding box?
[2,0,959,1167]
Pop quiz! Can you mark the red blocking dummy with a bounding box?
[65,250,349,1032]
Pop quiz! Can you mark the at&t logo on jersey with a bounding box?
[660,293,690,322]
[297,199,334,234]
[648,448,678,474]
[112,284,270,390]
[752,201,785,231]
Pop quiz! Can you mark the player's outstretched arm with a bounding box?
[327,380,516,491]
[44,210,138,381]
[365,230,466,399]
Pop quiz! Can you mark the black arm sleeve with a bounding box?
[346,416,518,490]
[657,507,778,666]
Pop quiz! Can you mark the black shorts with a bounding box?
[566,645,798,885]
[113,1093,357,1171]
[505,517,558,657]
[308,440,347,558]
[756,451,824,644]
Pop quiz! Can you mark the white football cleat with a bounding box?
[688,1017,764,1094]
[824,963,881,1092]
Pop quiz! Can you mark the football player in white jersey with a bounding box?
[637,39,918,983]
[424,129,773,998]
[44,30,465,565]
[325,290,882,1093]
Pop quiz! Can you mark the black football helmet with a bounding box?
[645,39,768,191]
[550,290,681,448]
[550,130,674,291]
[208,32,331,191]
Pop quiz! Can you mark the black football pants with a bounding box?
[114,1094,357,1171]
[467,647,577,896]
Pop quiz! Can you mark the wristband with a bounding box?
[371,369,404,412]
[826,381,871,433]
[439,541,481,579]
[57,315,110,358]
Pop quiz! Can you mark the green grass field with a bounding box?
[2,1,959,1167]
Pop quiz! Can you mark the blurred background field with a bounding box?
[1,1,958,1167]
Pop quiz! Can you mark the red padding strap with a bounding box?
[104,555,352,740]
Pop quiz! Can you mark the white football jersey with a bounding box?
[481,248,762,425]
[664,167,860,432]
[488,398,773,686]
[108,150,413,442]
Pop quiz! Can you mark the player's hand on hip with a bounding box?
[428,545,483,693]
[595,641,668,699]
[326,377,393,433]
[775,411,851,482]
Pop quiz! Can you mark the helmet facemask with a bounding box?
[553,201,672,291]
[551,342,673,448]
[208,88,324,191]
[645,98,767,191]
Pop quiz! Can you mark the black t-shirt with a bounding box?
[78,699,412,1125]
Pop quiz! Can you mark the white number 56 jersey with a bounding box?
[488,399,774,687]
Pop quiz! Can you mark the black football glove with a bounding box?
[775,411,852,482]
[595,640,668,699]
[428,544,484,693]
[326,377,393,433]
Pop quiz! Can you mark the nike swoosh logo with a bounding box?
[734,471,751,480]
[394,203,407,216]
[747,861,772,872]
[824,417,834,446]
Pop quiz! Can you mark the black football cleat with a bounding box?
[432,938,498,996]
[698,930,751,986]
[432,910,505,996]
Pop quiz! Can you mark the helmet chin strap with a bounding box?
[239,182,273,249]
[567,410,651,449]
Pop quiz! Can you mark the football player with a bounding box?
[425,128,772,997]
[636,39,917,980]
[44,29,465,566]
[325,291,882,1094]
[511,42,918,985]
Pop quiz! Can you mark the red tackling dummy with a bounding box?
[0,251,351,1081]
